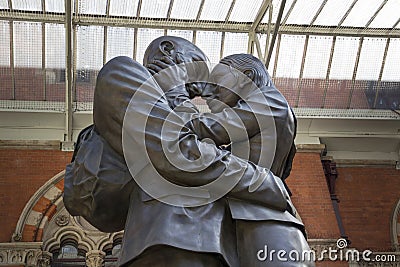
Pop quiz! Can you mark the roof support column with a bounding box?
[62,0,74,151]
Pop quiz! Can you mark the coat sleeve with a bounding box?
[63,126,134,233]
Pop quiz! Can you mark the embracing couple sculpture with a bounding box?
[64,36,314,267]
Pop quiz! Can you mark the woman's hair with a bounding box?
[219,54,272,88]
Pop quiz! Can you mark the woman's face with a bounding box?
[205,64,241,113]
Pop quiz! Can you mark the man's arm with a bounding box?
[97,56,291,211]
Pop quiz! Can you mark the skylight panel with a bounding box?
[0,21,10,66]
[78,0,107,15]
[109,0,139,17]
[313,0,354,26]
[45,24,65,69]
[381,39,400,81]
[356,38,386,81]
[45,0,65,13]
[341,0,383,27]
[170,0,202,20]
[262,0,295,24]
[285,0,325,25]
[167,30,193,42]
[223,32,248,57]
[196,31,222,66]
[106,27,135,62]
[368,0,400,28]
[0,0,9,9]
[275,35,306,78]
[199,0,232,21]
[76,26,104,69]
[140,0,170,18]
[229,0,263,22]
[136,28,164,63]
[13,22,42,67]
[302,36,333,79]
[12,0,42,11]
[329,37,359,80]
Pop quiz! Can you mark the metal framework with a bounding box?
[0,0,399,148]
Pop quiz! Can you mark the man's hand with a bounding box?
[146,56,188,93]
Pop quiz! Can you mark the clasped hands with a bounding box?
[146,56,207,99]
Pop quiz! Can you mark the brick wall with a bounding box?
[0,149,72,242]
[0,148,398,267]
[336,167,400,251]
[287,152,341,239]
[3,67,398,109]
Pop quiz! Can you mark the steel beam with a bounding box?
[1,11,400,38]
[266,0,286,65]
[64,0,73,144]
[373,38,390,108]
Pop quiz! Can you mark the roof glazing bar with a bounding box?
[373,38,390,108]
[280,0,296,25]
[309,0,328,25]
[365,0,388,28]
[338,0,358,27]
[225,0,236,22]
[347,37,363,108]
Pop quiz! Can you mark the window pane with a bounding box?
[167,30,193,42]
[223,32,248,57]
[356,38,386,81]
[106,27,135,62]
[13,21,43,100]
[229,0,263,22]
[329,37,359,80]
[381,39,400,81]
[275,35,305,78]
[76,26,104,69]
[285,0,325,25]
[140,0,170,18]
[199,0,232,21]
[170,0,202,19]
[303,36,333,79]
[77,0,107,15]
[342,0,383,27]
[369,0,400,28]
[45,24,65,69]
[75,25,104,103]
[136,28,164,64]
[0,21,12,100]
[45,23,65,102]
[314,0,354,26]
[45,0,65,12]
[0,0,8,9]
[109,0,139,17]
[12,0,42,11]
[196,31,222,66]
[262,0,295,24]
[14,22,42,68]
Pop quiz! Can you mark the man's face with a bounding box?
[205,63,240,113]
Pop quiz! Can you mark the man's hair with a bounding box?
[219,54,272,88]
[143,36,208,66]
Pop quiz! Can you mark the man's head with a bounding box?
[143,36,210,96]
[143,36,208,66]
[205,53,272,112]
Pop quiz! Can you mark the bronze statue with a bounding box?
[64,36,312,266]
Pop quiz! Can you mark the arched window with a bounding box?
[51,242,86,267]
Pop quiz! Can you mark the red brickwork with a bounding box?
[0,149,72,242]
[287,152,341,239]
[0,148,398,267]
[336,167,400,251]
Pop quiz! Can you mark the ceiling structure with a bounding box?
[0,0,399,166]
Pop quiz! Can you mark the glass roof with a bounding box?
[0,0,399,111]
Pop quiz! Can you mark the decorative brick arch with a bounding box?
[8,170,123,267]
[12,170,65,242]
[391,198,400,251]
